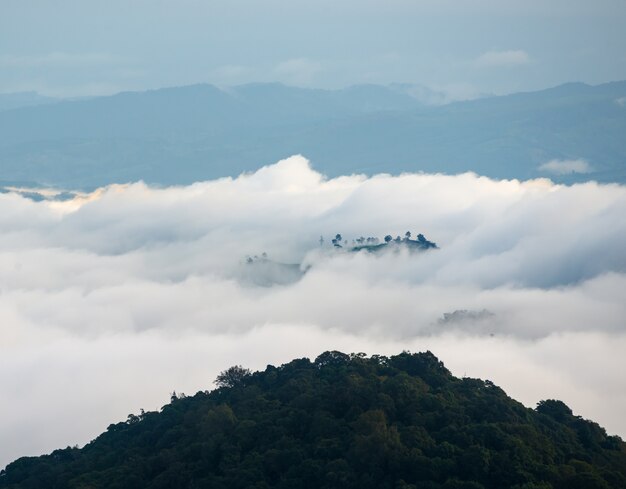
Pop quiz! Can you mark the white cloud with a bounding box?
[538,158,593,175]
[211,64,253,85]
[1,155,625,468]
[400,82,486,105]
[274,58,323,86]
[475,49,531,67]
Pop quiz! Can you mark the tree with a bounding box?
[214,365,251,388]
[384,235,392,243]
[405,231,411,240]
[314,350,350,367]
[536,399,573,422]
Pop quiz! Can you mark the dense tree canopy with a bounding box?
[1,350,625,489]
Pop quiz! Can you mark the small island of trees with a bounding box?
[328,231,437,252]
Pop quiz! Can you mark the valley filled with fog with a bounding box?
[1,155,625,468]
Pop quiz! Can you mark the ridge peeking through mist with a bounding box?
[0,157,625,469]
[1,80,625,188]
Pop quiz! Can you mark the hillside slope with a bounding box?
[2,351,625,489]
[1,81,624,188]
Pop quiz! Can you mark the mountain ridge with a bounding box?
[1,80,625,189]
[2,350,625,489]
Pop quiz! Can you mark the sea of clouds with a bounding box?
[1,155,625,468]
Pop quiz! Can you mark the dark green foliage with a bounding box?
[349,232,437,253]
[214,365,252,389]
[2,351,625,489]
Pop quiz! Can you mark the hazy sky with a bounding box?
[1,156,625,468]
[2,0,626,97]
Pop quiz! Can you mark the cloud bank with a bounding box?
[1,155,625,468]
[538,158,593,175]
[274,58,323,86]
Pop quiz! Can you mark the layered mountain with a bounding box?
[2,351,625,488]
[1,81,625,188]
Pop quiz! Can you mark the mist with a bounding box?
[1,155,625,468]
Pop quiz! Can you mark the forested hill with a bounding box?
[2,351,625,489]
[1,81,625,188]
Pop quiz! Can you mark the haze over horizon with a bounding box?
[2,0,626,99]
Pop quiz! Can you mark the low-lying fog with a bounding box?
[1,156,625,468]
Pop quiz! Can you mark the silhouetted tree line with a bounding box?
[1,351,625,489]
[328,232,437,251]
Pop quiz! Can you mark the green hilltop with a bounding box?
[2,351,625,489]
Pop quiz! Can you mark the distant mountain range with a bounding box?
[0,92,59,112]
[1,81,625,188]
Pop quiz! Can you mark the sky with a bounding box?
[1,156,625,468]
[1,0,626,98]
